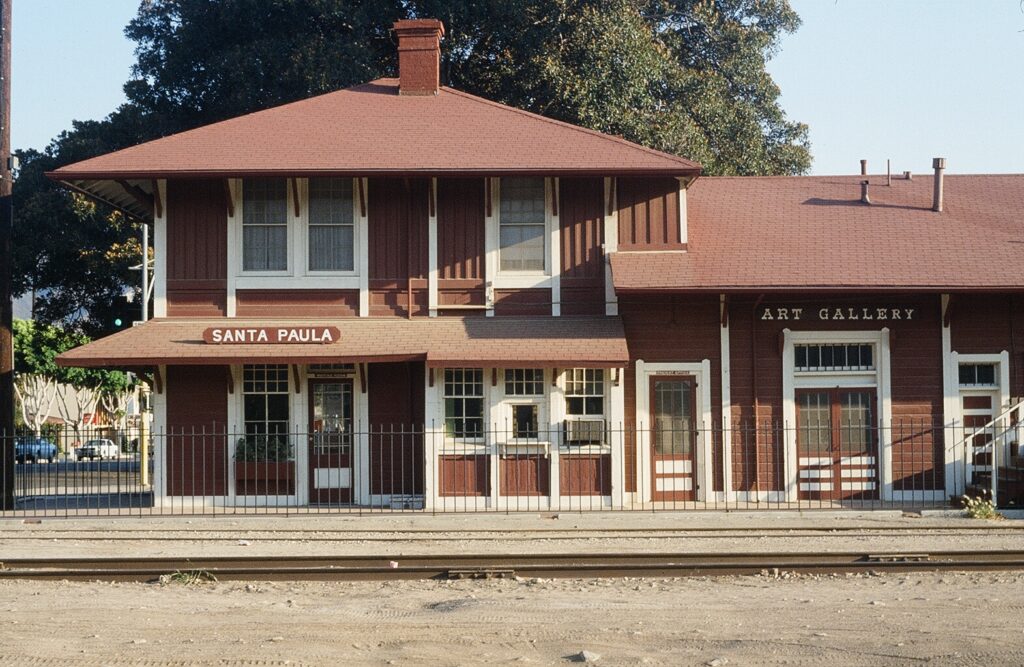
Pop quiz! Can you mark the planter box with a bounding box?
[235,461,296,496]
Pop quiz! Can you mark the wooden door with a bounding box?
[650,375,697,501]
[308,379,354,504]
[796,389,878,500]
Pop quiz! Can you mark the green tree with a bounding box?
[15,0,809,330]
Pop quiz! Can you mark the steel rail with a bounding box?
[3,550,1024,582]
[1,529,1022,542]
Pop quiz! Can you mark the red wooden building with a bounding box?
[52,20,1024,511]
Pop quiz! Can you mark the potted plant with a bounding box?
[234,434,295,495]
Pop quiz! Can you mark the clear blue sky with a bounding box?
[11,0,1024,175]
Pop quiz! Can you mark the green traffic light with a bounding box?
[114,318,123,327]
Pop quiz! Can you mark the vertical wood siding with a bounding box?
[950,294,1024,398]
[437,178,485,281]
[500,455,551,496]
[166,365,228,496]
[619,295,723,493]
[727,295,944,494]
[439,455,490,496]
[368,178,429,316]
[559,454,612,496]
[559,178,605,315]
[368,361,425,495]
[166,179,227,316]
[235,289,359,317]
[616,177,683,249]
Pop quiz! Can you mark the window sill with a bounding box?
[234,275,362,290]
[559,444,611,455]
[491,274,552,290]
[499,441,551,457]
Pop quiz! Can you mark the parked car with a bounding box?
[75,439,120,460]
[15,437,58,463]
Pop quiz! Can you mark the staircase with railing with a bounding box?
[963,398,1024,508]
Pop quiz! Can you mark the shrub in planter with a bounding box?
[234,434,293,462]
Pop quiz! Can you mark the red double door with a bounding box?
[796,389,879,501]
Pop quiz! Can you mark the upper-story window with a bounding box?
[499,177,546,272]
[308,178,354,272]
[242,180,288,271]
[959,363,997,387]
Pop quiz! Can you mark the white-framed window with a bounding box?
[444,368,485,440]
[503,368,546,440]
[959,362,997,388]
[242,180,288,272]
[308,177,355,272]
[564,369,605,444]
[242,364,291,440]
[565,368,605,417]
[794,343,874,372]
[499,177,546,272]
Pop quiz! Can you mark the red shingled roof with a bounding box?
[611,174,1024,291]
[56,316,629,369]
[50,79,700,180]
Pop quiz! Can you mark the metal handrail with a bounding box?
[959,399,1024,501]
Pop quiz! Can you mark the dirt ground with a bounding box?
[1,570,1023,666]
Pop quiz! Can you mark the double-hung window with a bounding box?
[308,178,354,272]
[499,177,546,272]
[242,180,288,271]
[564,369,605,444]
[444,368,484,440]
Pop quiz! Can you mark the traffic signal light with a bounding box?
[97,294,137,338]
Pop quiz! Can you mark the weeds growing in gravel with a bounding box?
[961,491,1001,520]
[160,569,218,585]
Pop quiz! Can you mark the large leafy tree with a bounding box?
[15,0,809,329]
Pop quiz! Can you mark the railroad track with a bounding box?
[2,550,1024,582]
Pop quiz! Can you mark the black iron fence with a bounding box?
[0,420,1019,517]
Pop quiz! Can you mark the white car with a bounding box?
[75,439,120,460]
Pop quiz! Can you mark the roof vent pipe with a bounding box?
[860,159,867,176]
[932,157,946,212]
[861,180,871,204]
[904,171,912,181]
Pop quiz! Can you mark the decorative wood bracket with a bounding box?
[484,177,492,217]
[224,180,235,217]
[358,363,368,393]
[225,366,234,395]
[612,368,621,386]
[605,178,616,216]
[153,366,164,395]
[357,178,367,218]
[552,368,559,387]
[720,294,729,328]
[942,294,954,328]
[150,180,164,218]
[289,178,301,217]
[116,180,155,216]
[291,365,301,393]
[428,367,435,388]
[428,179,436,218]
[551,178,558,217]
[491,368,498,387]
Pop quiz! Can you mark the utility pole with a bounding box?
[0,0,14,511]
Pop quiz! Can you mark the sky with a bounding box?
[10,0,1024,177]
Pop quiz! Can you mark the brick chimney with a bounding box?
[393,19,445,96]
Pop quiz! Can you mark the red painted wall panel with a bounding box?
[235,289,359,317]
[616,177,683,249]
[368,361,425,495]
[950,294,1024,397]
[619,295,723,493]
[559,178,605,315]
[166,179,227,316]
[165,365,228,496]
[494,288,550,316]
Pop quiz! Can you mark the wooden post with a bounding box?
[0,0,14,511]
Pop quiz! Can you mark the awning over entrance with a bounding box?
[56,316,629,369]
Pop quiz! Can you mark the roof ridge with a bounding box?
[438,84,701,171]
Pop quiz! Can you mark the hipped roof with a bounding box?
[611,174,1024,292]
[56,316,629,369]
[50,78,700,186]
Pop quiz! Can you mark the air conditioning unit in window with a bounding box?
[565,419,605,444]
